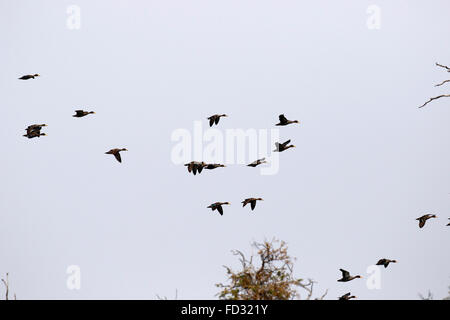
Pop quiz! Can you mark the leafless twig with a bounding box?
[418,290,433,300]
[436,62,450,72]
[1,273,9,301]
[419,63,450,107]
[318,288,329,300]
[419,94,450,108]
[156,288,178,300]
[435,79,450,87]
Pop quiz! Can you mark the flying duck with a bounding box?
[276,114,299,126]
[73,110,95,117]
[247,158,267,167]
[25,124,47,135]
[184,161,207,175]
[274,140,295,152]
[19,74,40,80]
[241,198,263,211]
[416,214,437,228]
[105,148,128,163]
[207,202,230,216]
[337,269,362,282]
[23,131,46,139]
[204,163,226,170]
[207,114,227,127]
[376,259,397,268]
[339,293,357,300]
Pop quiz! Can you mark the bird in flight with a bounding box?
[19,74,40,80]
[446,218,449,226]
[376,259,397,268]
[105,148,128,163]
[416,214,437,228]
[274,140,295,152]
[207,202,230,216]
[241,198,263,211]
[204,163,226,170]
[276,114,299,126]
[247,158,267,167]
[337,269,362,282]
[339,292,357,300]
[73,110,95,118]
[23,124,47,138]
[184,161,207,175]
[207,114,227,127]
[25,124,47,134]
[23,130,46,139]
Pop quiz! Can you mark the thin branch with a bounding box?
[305,280,314,300]
[317,288,328,300]
[419,94,450,108]
[436,62,450,72]
[418,291,433,300]
[435,79,450,87]
[1,273,9,301]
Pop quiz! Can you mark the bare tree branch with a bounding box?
[1,273,9,301]
[435,79,450,87]
[155,288,178,300]
[436,62,450,72]
[317,288,329,300]
[419,94,450,108]
[419,290,433,300]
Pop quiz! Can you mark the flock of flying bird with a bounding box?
[18,73,450,300]
[184,113,296,215]
[20,74,128,162]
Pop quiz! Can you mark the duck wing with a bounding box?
[419,218,425,228]
[281,139,291,147]
[340,269,350,278]
[279,114,288,123]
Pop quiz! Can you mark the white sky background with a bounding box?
[1,0,449,299]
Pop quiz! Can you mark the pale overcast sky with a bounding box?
[1,0,449,299]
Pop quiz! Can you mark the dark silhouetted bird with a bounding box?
[207,202,230,216]
[274,140,295,152]
[339,293,357,300]
[23,131,46,139]
[73,110,95,117]
[247,158,267,167]
[19,74,40,80]
[105,148,127,163]
[204,163,225,170]
[376,259,397,268]
[24,124,47,138]
[184,161,207,175]
[447,218,449,226]
[416,214,437,228]
[241,198,263,211]
[207,114,227,127]
[337,269,362,282]
[26,124,46,133]
[276,114,299,126]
